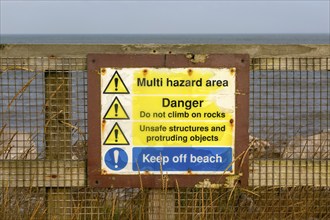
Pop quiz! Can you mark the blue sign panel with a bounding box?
[132,147,232,172]
[105,148,128,171]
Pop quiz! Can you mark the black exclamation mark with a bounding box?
[114,78,119,91]
[114,129,118,142]
[114,103,118,117]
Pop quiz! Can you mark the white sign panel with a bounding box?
[100,68,236,175]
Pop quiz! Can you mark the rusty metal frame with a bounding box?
[88,54,249,188]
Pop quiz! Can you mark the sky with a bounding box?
[0,0,329,35]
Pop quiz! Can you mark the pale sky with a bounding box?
[0,1,329,34]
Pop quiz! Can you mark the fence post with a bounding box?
[45,70,72,220]
[148,189,175,220]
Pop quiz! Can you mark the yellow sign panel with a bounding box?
[133,121,233,146]
[104,122,129,145]
[104,97,129,120]
[104,71,129,94]
[133,95,233,121]
[133,68,235,95]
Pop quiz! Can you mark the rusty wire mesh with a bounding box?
[0,57,329,220]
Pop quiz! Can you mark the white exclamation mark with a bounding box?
[113,150,119,168]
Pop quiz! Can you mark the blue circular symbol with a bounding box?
[105,148,128,171]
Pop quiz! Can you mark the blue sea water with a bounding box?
[1,34,329,44]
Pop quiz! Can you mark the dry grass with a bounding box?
[36,185,328,220]
[0,140,329,219]
[0,186,47,220]
[6,73,38,111]
[175,186,330,220]
[71,185,329,220]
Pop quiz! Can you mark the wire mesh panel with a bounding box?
[249,58,330,219]
[0,56,329,220]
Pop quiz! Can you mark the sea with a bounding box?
[1,34,329,44]
[0,34,329,152]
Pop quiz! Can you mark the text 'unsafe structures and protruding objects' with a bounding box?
[101,68,236,175]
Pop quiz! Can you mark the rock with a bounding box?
[281,129,330,159]
[237,193,258,213]
[249,135,271,159]
[0,130,37,159]
[71,140,87,160]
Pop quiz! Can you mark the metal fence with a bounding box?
[0,48,329,219]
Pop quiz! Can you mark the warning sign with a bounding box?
[133,95,234,121]
[104,97,129,120]
[132,147,232,172]
[133,68,235,95]
[104,122,129,145]
[88,54,249,188]
[103,71,130,94]
[133,121,233,146]
[100,67,236,174]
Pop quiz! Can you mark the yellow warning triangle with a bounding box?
[103,71,129,94]
[104,122,129,145]
[104,97,129,120]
